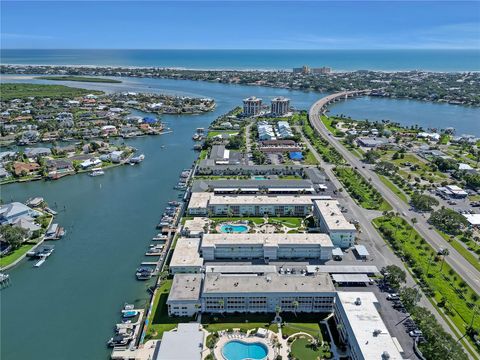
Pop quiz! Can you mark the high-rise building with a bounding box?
[271,97,290,116]
[311,66,332,74]
[243,96,262,116]
[293,65,310,74]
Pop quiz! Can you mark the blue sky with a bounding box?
[1,1,479,49]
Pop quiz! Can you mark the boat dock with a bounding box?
[109,307,145,357]
[44,223,65,240]
[26,245,55,267]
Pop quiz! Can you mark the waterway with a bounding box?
[1,76,479,360]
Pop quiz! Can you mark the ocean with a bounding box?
[2,49,480,72]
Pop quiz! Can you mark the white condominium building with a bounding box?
[334,292,403,360]
[167,272,336,316]
[187,193,315,217]
[271,97,290,116]
[169,237,203,274]
[203,272,336,314]
[201,233,334,261]
[167,274,202,317]
[243,96,262,116]
[313,200,356,248]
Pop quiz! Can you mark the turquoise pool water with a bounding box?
[222,340,268,360]
[219,224,249,233]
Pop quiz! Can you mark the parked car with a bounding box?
[387,294,399,300]
[409,330,423,337]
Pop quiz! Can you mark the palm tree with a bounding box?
[292,301,299,317]
[275,305,282,318]
[440,248,450,272]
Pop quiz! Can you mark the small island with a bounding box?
[36,76,122,83]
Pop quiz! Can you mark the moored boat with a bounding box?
[89,168,105,177]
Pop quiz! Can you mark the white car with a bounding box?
[409,330,423,337]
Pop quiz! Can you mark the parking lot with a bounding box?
[338,283,421,360]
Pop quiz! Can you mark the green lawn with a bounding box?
[321,116,344,137]
[210,217,265,225]
[377,174,409,204]
[145,279,195,340]
[269,217,304,228]
[303,150,320,165]
[373,216,480,341]
[207,130,238,138]
[334,167,391,211]
[36,76,121,83]
[290,336,331,360]
[435,230,480,272]
[282,322,322,338]
[202,313,275,333]
[302,122,345,165]
[0,83,103,100]
[0,243,36,269]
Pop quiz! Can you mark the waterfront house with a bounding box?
[0,151,17,163]
[12,217,41,238]
[80,158,101,169]
[109,151,124,163]
[0,202,37,225]
[13,162,40,176]
[25,147,52,158]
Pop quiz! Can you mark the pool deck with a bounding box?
[211,329,277,360]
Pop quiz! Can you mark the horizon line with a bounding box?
[2,48,480,51]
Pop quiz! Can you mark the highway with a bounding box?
[308,92,480,295]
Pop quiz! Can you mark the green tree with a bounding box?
[363,150,381,164]
[0,225,29,250]
[429,208,468,235]
[382,265,406,289]
[410,193,439,212]
[399,287,421,312]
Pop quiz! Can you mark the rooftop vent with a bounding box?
[373,329,382,336]
[382,351,390,360]
[354,297,362,306]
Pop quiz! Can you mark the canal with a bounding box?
[1,76,478,359]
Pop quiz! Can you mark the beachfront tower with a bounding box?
[243,96,262,116]
[271,97,290,116]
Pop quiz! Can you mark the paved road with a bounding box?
[297,124,477,358]
[308,93,480,295]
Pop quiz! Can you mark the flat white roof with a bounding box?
[354,245,369,257]
[332,274,370,283]
[464,214,480,226]
[183,217,209,232]
[313,200,356,231]
[202,233,334,247]
[306,265,379,274]
[203,272,335,294]
[170,238,203,268]
[155,323,203,360]
[332,248,344,256]
[188,192,211,209]
[208,194,316,206]
[168,274,202,302]
[205,265,277,274]
[336,292,403,360]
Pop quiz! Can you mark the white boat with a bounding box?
[130,154,145,164]
[89,168,105,177]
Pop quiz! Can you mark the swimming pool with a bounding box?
[219,224,249,233]
[222,340,268,360]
